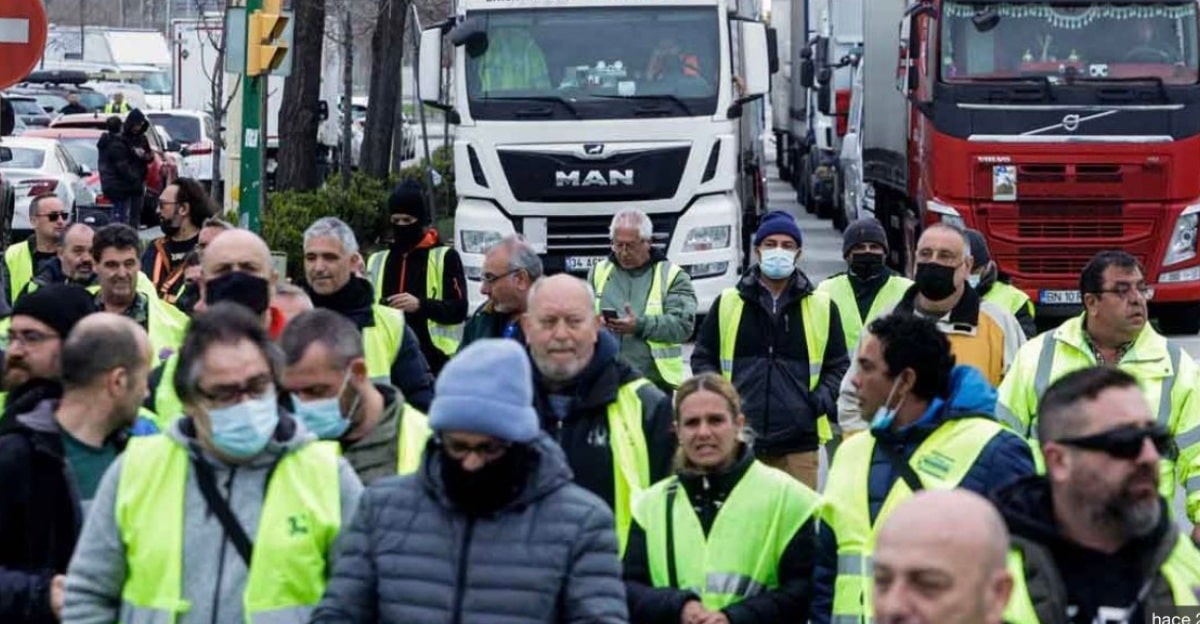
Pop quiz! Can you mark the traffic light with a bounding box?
[247,0,288,77]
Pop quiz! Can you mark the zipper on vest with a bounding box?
[451,518,477,624]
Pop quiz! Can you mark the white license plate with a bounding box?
[1040,290,1081,305]
[565,255,604,272]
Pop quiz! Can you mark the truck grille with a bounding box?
[1009,249,1149,276]
[532,213,678,275]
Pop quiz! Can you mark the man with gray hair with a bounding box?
[19,222,97,300]
[587,208,695,392]
[300,216,435,412]
[460,234,543,350]
[280,309,430,485]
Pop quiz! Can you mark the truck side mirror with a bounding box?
[766,27,780,75]
[799,48,815,88]
[419,27,445,105]
[0,146,11,163]
[737,21,771,98]
[817,68,833,115]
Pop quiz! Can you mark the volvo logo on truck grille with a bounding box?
[555,169,635,187]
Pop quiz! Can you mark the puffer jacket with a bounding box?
[311,433,629,623]
[810,366,1036,624]
[691,267,850,454]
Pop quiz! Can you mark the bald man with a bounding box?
[872,489,1012,624]
[522,274,675,555]
[0,313,152,621]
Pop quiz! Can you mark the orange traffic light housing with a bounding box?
[247,1,289,76]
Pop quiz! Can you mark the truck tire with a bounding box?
[1154,303,1200,335]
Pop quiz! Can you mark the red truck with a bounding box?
[861,0,1200,333]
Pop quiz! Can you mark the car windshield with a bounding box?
[464,6,720,120]
[941,2,1200,84]
[131,71,171,95]
[10,99,43,115]
[147,114,201,143]
[58,137,99,169]
[31,94,69,112]
[0,147,46,169]
[77,91,107,111]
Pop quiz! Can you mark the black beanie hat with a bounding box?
[387,180,429,225]
[12,284,95,339]
[965,229,991,266]
[842,218,889,258]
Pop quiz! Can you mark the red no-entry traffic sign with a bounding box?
[0,0,48,90]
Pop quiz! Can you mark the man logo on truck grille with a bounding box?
[584,143,604,155]
[555,170,635,187]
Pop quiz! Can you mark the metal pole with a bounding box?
[238,0,265,232]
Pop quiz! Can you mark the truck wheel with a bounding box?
[1154,303,1200,335]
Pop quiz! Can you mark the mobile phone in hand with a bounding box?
[601,308,619,320]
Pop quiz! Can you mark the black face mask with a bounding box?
[205,271,271,315]
[848,253,885,280]
[392,223,425,250]
[439,444,532,516]
[914,262,959,301]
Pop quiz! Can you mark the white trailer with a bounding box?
[45,27,174,109]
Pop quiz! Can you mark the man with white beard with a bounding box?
[522,274,675,558]
[991,366,1200,623]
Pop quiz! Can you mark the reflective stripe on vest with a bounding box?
[367,248,463,357]
[364,306,406,383]
[983,282,1034,319]
[397,404,432,475]
[822,418,1006,623]
[609,379,653,559]
[115,436,341,624]
[5,241,33,304]
[591,259,685,388]
[716,287,833,442]
[817,274,911,354]
[1027,327,1184,494]
[633,461,819,610]
[1003,534,1200,623]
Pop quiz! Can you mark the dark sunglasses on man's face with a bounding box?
[1055,424,1174,460]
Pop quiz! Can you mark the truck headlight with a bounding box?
[460,230,503,254]
[682,225,731,252]
[1163,206,1200,266]
[927,199,965,228]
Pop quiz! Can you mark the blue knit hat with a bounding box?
[754,211,803,246]
[429,339,539,443]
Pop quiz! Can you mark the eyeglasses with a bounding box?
[482,268,520,284]
[611,241,646,252]
[437,436,511,461]
[1055,424,1174,460]
[197,373,275,405]
[6,329,59,348]
[1093,283,1154,300]
[158,199,179,208]
[39,211,69,222]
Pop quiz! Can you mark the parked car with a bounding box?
[5,95,51,128]
[6,89,69,116]
[0,136,96,235]
[146,109,219,189]
[21,127,108,206]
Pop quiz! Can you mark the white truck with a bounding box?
[170,16,344,184]
[417,0,774,311]
[44,27,174,109]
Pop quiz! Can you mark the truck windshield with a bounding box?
[940,2,1200,85]
[464,7,720,120]
[129,71,171,95]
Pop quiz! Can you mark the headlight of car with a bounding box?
[460,230,503,254]
[1164,206,1200,266]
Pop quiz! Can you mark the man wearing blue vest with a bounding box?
[588,208,696,393]
[280,309,430,485]
[994,366,1200,622]
[812,313,1034,624]
[365,180,468,375]
[63,303,363,624]
[301,217,435,412]
[691,210,850,488]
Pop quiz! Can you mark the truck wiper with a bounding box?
[485,96,580,119]
[592,94,694,116]
[1067,75,1168,101]
[964,75,1054,99]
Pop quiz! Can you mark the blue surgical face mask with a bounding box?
[207,393,280,459]
[967,274,981,289]
[293,373,360,440]
[759,248,797,280]
[870,376,907,432]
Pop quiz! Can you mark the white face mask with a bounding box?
[870,375,907,432]
[967,274,981,289]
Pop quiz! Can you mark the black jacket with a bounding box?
[623,445,815,624]
[531,330,675,511]
[0,398,128,623]
[302,276,436,412]
[991,476,1181,624]
[375,236,468,375]
[97,110,149,200]
[692,268,850,454]
[460,301,525,351]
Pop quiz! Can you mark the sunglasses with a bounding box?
[40,211,69,222]
[1055,424,1174,460]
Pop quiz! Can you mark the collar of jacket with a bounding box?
[604,248,668,276]
[896,281,983,329]
[736,265,815,306]
[675,442,754,503]
[14,398,132,458]
[417,432,574,515]
[1054,314,1170,371]
[304,277,377,329]
[871,365,998,444]
[2,379,63,423]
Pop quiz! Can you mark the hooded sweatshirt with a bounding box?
[992,476,1183,624]
[62,413,363,624]
[97,109,150,200]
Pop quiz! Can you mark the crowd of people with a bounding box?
[0,174,1197,624]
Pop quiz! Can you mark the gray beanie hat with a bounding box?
[842,218,889,258]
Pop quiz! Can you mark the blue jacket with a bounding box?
[810,366,1035,624]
